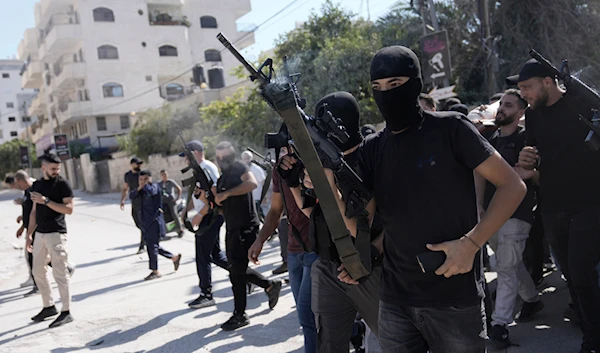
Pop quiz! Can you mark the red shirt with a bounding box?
[272,169,311,253]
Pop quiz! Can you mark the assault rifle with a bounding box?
[246,147,274,204]
[178,131,217,233]
[529,49,600,151]
[218,33,372,280]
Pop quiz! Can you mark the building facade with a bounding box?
[18,0,254,157]
[0,60,37,145]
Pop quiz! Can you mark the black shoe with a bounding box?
[144,272,162,281]
[24,286,39,297]
[350,320,367,353]
[565,303,581,325]
[488,325,511,349]
[516,300,544,323]
[266,280,282,309]
[272,262,288,275]
[579,347,598,353]
[136,247,145,255]
[177,230,184,238]
[173,254,182,271]
[188,294,216,309]
[49,311,74,328]
[31,306,58,322]
[247,282,257,295]
[221,313,250,331]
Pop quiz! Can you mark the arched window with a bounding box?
[204,49,221,62]
[103,83,123,97]
[166,83,184,95]
[200,16,217,28]
[93,7,115,22]
[97,45,119,60]
[159,45,178,57]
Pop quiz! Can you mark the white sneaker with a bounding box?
[20,278,34,288]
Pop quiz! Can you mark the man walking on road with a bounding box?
[26,154,75,328]
[121,157,145,254]
[129,170,181,281]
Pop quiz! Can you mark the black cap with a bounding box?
[130,157,143,165]
[178,140,204,157]
[506,59,555,85]
[139,170,152,177]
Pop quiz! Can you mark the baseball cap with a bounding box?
[506,59,555,85]
[178,140,204,157]
[130,157,143,165]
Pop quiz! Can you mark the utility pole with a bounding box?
[418,0,428,35]
[425,0,450,88]
[478,0,497,98]
[21,101,33,176]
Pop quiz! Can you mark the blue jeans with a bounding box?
[379,300,487,353]
[288,251,318,353]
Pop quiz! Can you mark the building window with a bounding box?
[93,7,115,22]
[6,102,14,108]
[78,120,88,135]
[10,131,17,137]
[102,83,123,97]
[96,116,107,131]
[2,73,9,78]
[120,115,130,129]
[97,45,119,59]
[23,116,31,122]
[158,45,178,57]
[200,16,217,28]
[204,49,221,62]
[165,83,184,96]
[146,75,152,82]
[8,117,15,122]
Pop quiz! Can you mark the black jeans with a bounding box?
[226,225,272,315]
[542,206,600,349]
[132,201,145,249]
[195,215,228,292]
[378,300,487,353]
[523,206,547,283]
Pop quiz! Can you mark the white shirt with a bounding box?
[200,159,219,187]
[249,163,266,202]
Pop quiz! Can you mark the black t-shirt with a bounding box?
[484,126,535,223]
[124,171,139,190]
[22,188,33,229]
[358,111,495,307]
[525,94,600,212]
[32,176,74,233]
[217,160,260,231]
[309,150,384,261]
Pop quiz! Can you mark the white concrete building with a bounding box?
[0,60,37,145]
[18,0,254,157]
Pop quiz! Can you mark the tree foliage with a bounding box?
[0,139,39,178]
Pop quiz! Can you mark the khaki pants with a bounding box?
[32,232,71,311]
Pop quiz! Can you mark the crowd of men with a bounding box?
[4,44,600,353]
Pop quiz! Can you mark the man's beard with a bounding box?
[45,172,58,180]
[494,112,516,127]
[530,87,550,110]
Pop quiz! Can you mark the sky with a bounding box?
[0,0,398,60]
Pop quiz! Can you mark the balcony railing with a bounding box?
[159,85,195,101]
[39,12,80,45]
[148,13,191,27]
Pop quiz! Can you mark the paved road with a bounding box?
[0,189,583,353]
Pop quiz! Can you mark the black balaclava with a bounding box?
[370,46,423,132]
[314,91,362,152]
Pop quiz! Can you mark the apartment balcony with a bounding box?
[57,99,92,125]
[38,13,82,60]
[18,28,40,59]
[159,84,197,101]
[148,12,190,27]
[21,60,44,89]
[53,61,86,90]
[235,23,257,50]
[28,94,47,117]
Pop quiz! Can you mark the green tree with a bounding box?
[0,139,38,179]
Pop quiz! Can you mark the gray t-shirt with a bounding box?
[158,179,179,200]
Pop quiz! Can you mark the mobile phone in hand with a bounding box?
[416,251,447,273]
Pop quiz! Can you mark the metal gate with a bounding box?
[95,160,111,193]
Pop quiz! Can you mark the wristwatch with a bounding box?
[44,196,50,205]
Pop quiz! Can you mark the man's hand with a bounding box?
[191,213,203,228]
[26,235,33,253]
[248,240,264,265]
[30,192,46,205]
[513,164,537,180]
[337,263,359,285]
[13,198,23,206]
[278,155,304,188]
[518,146,539,170]
[426,237,480,278]
[16,226,24,238]
[215,191,229,206]
[120,201,125,210]
[16,215,23,224]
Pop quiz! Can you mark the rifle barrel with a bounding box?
[217,33,267,85]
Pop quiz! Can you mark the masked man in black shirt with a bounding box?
[121,157,145,254]
[477,89,543,348]
[26,154,75,328]
[214,141,282,331]
[320,46,526,353]
[279,92,383,353]
[513,59,600,353]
